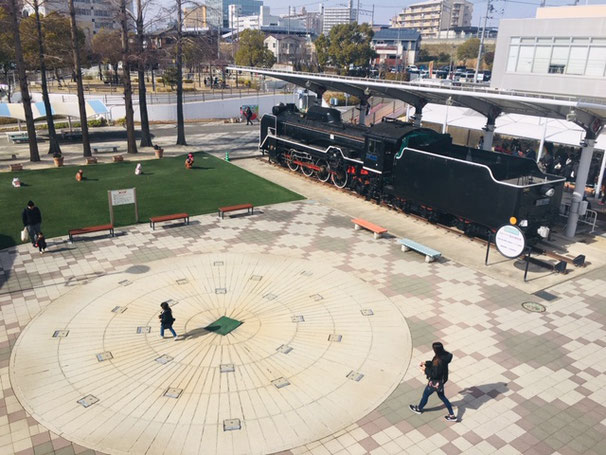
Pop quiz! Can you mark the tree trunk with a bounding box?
[175,0,186,145]
[7,0,39,162]
[120,0,137,154]
[33,0,61,156]
[136,0,152,147]
[68,0,91,157]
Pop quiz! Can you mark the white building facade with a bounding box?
[322,5,357,35]
[391,0,472,39]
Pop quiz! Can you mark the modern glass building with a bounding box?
[206,0,263,29]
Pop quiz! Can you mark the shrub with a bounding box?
[322,91,360,106]
[88,118,107,127]
[116,117,127,127]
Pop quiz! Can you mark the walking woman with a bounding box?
[159,302,178,340]
[410,341,457,421]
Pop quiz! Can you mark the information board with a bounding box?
[495,225,526,258]
[110,188,136,206]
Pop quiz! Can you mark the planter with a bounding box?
[9,163,23,172]
[155,148,164,159]
[53,157,64,167]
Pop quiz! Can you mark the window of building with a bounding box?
[517,45,534,72]
[532,46,551,73]
[567,46,589,75]
[585,46,606,76]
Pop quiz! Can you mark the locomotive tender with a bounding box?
[260,103,566,241]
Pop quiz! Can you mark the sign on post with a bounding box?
[108,188,138,225]
[495,225,526,259]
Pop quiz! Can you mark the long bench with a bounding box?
[351,218,388,239]
[218,203,254,219]
[61,129,82,140]
[150,213,189,230]
[68,224,114,242]
[398,238,441,263]
[93,145,119,154]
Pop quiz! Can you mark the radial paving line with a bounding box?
[10,253,412,455]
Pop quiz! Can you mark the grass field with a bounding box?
[0,152,303,250]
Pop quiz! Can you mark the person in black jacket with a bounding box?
[22,200,42,247]
[409,342,457,421]
[159,302,178,340]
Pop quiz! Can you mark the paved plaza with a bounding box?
[1,130,606,455]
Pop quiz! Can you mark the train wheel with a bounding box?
[286,151,299,172]
[316,159,330,182]
[331,169,348,189]
[301,160,314,177]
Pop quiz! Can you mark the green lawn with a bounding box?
[0,152,303,249]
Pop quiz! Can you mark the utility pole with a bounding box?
[371,4,374,26]
[474,0,491,83]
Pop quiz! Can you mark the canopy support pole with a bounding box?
[565,138,595,238]
[68,116,72,132]
[412,105,423,127]
[595,149,606,202]
[536,117,548,163]
[482,122,495,152]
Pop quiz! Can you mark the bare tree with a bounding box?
[28,0,61,156]
[67,0,91,157]
[119,0,137,154]
[4,0,40,162]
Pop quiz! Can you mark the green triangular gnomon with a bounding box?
[204,316,243,336]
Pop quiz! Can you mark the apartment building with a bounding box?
[206,0,263,29]
[371,28,421,69]
[183,5,208,31]
[264,34,311,65]
[323,1,357,35]
[228,5,306,33]
[391,0,472,39]
[21,0,124,38]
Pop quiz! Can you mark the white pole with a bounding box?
[596,148,606,201]
[442,105,448,134]
[565,138,595,238]
[536,117,548,163]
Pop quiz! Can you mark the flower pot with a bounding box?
[53,157,64,167]
[155,148,164,159]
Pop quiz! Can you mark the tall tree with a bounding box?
[175,0,186,145]
[91,29,121,85]
[30,0,61,156]
[234,29,276,68]
[315,23,376,75]
[0,7,15,102]
[456,38,480,64]
[5,0,40,162]
[67,0,91,157]
[118,0,137,153]
[135,0,152,147]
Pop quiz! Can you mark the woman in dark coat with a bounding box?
[159,302,177,339]
[409,342,457,421]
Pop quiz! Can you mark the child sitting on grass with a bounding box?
[185,153,194,169]
[36,232,47,254]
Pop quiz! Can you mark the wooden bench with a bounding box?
[398,238,441,263]
[85,157,98,164]
[6,132,29,143]
[218,203,254,219]
[68,224,114,242]
[149,213,189,230]
[351,218,388,239]
[9,163,23,172]
[112,155,124,162]
[93,145,118,154]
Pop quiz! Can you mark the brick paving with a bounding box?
[1,197,606,454]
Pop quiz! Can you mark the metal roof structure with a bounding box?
[227,66,606,139]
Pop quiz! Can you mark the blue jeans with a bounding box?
[27,223,41,246]
[418,384,454,415]
[161,325,177,338]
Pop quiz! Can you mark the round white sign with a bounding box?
[495,224,526,258]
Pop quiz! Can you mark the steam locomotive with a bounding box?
[260,103,566,241]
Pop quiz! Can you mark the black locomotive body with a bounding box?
[260,103,565,241]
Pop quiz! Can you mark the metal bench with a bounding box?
[398,238,441,263]
[6,132,29,143]
[218,203,254,219]
[61,129,82,140]
[351,218,388,239]
[149,213,189,230]
[68,224,114,242]
[93,145,118,154]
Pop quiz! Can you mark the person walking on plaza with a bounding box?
[159,301,178,340]
[244,106,253,125]
[22,200,42,248]
[409,341,457,422]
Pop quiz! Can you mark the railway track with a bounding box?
[262,156,585,270]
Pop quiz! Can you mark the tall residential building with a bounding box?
[284,6,323,36]
[183,5,208,30]
[20,0,124,38]
[391,0,472,39]
[206,0,263,29]
[323,1,357,35]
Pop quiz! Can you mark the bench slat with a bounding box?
[351,218,388,239]
[149,213,189,230]
[68,224,114,242]
[398,238,441,263]
[218,203,254,219]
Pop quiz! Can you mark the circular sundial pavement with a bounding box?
[10,253,412,455]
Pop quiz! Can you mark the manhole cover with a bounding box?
[522,302,546,313]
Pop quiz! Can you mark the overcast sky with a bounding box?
[236,0,606,27]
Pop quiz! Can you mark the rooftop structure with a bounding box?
[323,1,357,35]
[371,28,422,69]
[206,0,263,29]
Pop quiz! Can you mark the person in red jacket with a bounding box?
[409,342,457,421]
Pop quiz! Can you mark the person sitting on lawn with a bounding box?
[75,169,83,182]
[185,153,194,169]
[135,163,142,175]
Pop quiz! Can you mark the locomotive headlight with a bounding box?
[544,187,555,197]
[519,219,528,227]
[537,226,550,238]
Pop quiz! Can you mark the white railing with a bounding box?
[559,203,599,233]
